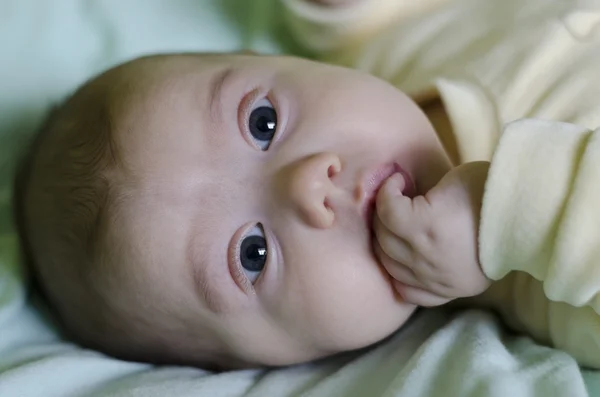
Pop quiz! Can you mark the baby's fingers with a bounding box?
[373,215,414,266]
[393,281,450,307]
[375,173,413,235]
[373,240,421,287]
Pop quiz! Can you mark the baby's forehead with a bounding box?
[104,56,229,158]
[105,55,224,114]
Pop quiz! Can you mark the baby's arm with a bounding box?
[280,0,449,61]
[478,119,600,368]
[375,118,600,368]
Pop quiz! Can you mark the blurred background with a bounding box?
[0,0,301,229]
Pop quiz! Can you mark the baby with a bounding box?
[18,53,454,369]
[16,0,600,370]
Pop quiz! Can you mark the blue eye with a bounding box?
[239,224,268,284]
[248,98,277,151]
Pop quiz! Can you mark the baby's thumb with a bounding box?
[380,172,406,197]
[376,173,412,228]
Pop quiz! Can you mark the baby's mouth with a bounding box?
[361,162,416,231]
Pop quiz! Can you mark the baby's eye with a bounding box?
[248,98,277,151]
[239,224,268,284]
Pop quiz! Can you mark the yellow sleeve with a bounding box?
[280,0,450,55]
[479,118,600,368]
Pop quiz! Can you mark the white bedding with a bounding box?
[1,1,598,396]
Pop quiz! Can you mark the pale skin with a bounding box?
[96,53,491,368]
[66,49,495,368]
[65,27,495,367]
[91,53,454,367]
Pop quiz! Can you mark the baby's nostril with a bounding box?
[327,165,336,178]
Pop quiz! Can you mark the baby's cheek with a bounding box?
[283,270,410,354]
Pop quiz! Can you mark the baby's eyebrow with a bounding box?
[208,67,234,128]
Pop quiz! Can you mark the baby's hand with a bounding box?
[373,162,492,307]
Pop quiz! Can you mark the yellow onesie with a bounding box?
[282,0,600,367]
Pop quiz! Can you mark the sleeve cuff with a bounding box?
[479,119,592,285]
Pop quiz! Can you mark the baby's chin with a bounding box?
[227,301,418,369]
[318,303,418,360]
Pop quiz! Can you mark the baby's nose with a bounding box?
[285,152,341,229]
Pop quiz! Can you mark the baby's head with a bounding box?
[18,53,451,369]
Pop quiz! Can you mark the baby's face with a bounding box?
[103,54,451,366]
